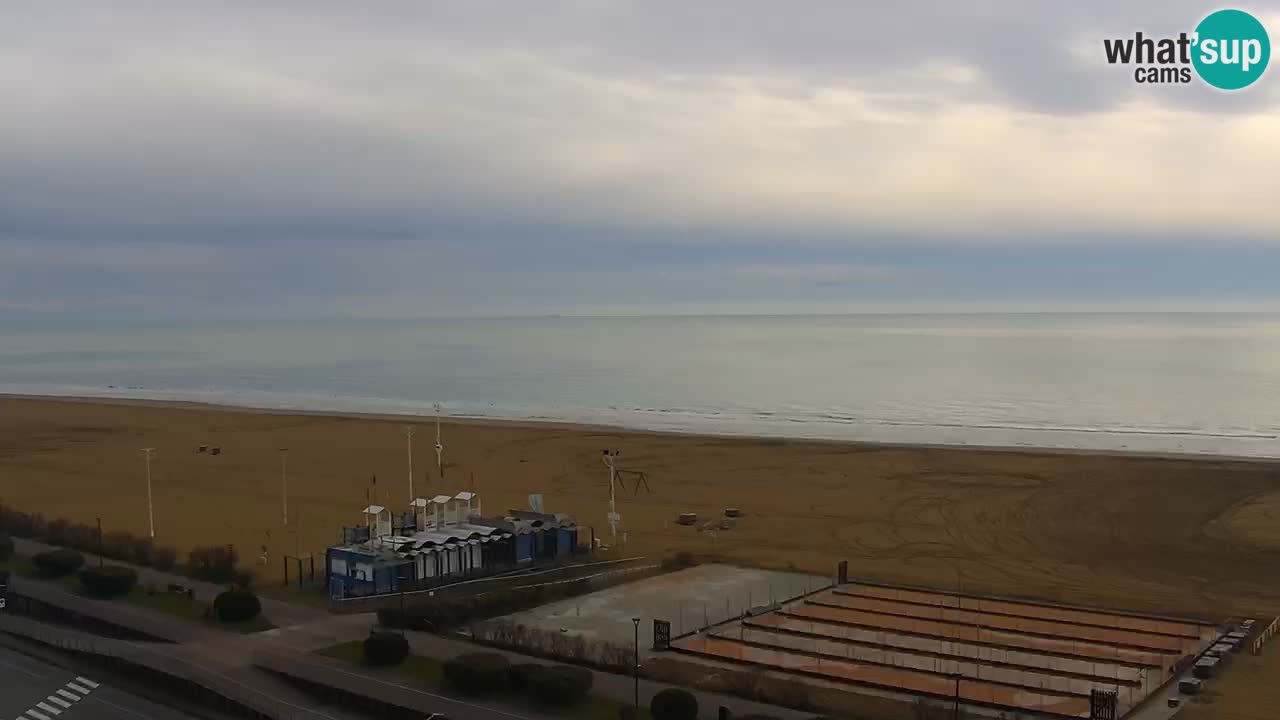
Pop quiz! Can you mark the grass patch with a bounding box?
[315,641,649,720]
[128,587,276,633]
[257,583,331,610]
[2,554,274,634]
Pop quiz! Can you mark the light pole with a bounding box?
[279,448,289,527]
[632,617,641,710]
[141,448,156,538]
[96,517,103,567]
[952,672,961,720]
[405,425,416,503]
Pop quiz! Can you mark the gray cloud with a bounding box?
[1,1,1278,314]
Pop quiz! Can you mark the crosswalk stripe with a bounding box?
[65,683,91,695]
[25,709,50,720]
[46,697,70,709]
[54,690,79,702]
[75,677,99,689]
[34,703,59,716]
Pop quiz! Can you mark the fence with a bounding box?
[329,555,651,612]
[669,572,836,641]
[1253,617,1279,655]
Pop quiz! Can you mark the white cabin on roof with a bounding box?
[454,491,481,520]
[363,505,392,538]
[410,497,430,531]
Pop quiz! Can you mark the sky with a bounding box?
[2,1,1279,317]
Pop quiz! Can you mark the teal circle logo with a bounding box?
[1192,9,1271,90]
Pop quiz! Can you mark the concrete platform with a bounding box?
[492,563,828,650]
[670,581,1222,719]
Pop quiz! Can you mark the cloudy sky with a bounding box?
[3,1,1279,317]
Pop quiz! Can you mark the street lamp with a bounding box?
[952,672,961,720]
[632,617,641,710]
[141,448,156,538]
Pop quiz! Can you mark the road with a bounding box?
[0,644,206,720]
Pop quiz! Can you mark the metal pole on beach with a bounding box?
[279,448,289,527]
[141,448,156,538]
[405,425,416,503]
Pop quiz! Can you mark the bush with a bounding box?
[508,662,545,691]
[130,536,155,566]
[213,589,261,622]
[31,549,85,577]
[363,631,410,666]
[101,531,135,562]
[0,534,13,561]
[526,665,593,707]
[444,652,510,694]
[78,565,138,598]
[153,546,178,571]
[650,688,698,720]
[232,569,255,589]
[188,545,238,583]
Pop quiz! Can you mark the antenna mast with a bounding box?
[603,449,622,544]
[405,425,416,504]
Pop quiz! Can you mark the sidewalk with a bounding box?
[10,536,325,628]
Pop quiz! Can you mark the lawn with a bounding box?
[1,554,275,634]
[316,641,651,720]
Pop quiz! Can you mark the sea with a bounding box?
[2,313,1279,458]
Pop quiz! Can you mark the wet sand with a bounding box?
[1,395,1279,621]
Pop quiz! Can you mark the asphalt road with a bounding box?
[0,644,206,720]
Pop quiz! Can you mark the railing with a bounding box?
[1252,617,1279,655]
[329,555,651,611]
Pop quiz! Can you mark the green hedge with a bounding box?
[650,688,698,720]
[526,664,593,706]
[153,546,178,571]
[189,545,239,583]
[213,589,262,622]
[31,548,85,577]
[444,652,510,694]
[78,565,138,598]
[508,662,545,691]
[0,534,12,561]
[363,631,410,666]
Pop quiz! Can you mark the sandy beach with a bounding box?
[2,394,1279,620]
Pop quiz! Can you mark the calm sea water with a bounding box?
[2,313,1279,457]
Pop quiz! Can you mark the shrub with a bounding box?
[232,569,255,589]
[130,536,155,566]
[444,652,510,694]
[213,589,261,622]
[31,548,85,577]
[78,565,138,598]
[153,546,178,572]
[526,665,593,707]
[0,534,13,561]
[650,688,698,720]
[508,662,545,691]
[363,631,410,666]
[189,545,238,583]
[101,531,135,562]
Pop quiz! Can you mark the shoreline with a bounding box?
[3,390,1277,465]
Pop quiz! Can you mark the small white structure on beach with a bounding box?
[363,505,392,539]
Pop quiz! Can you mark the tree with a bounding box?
[363,631,410,666]
[78,565,138,598]
[213,589,262,622]
[650,688,698,720]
